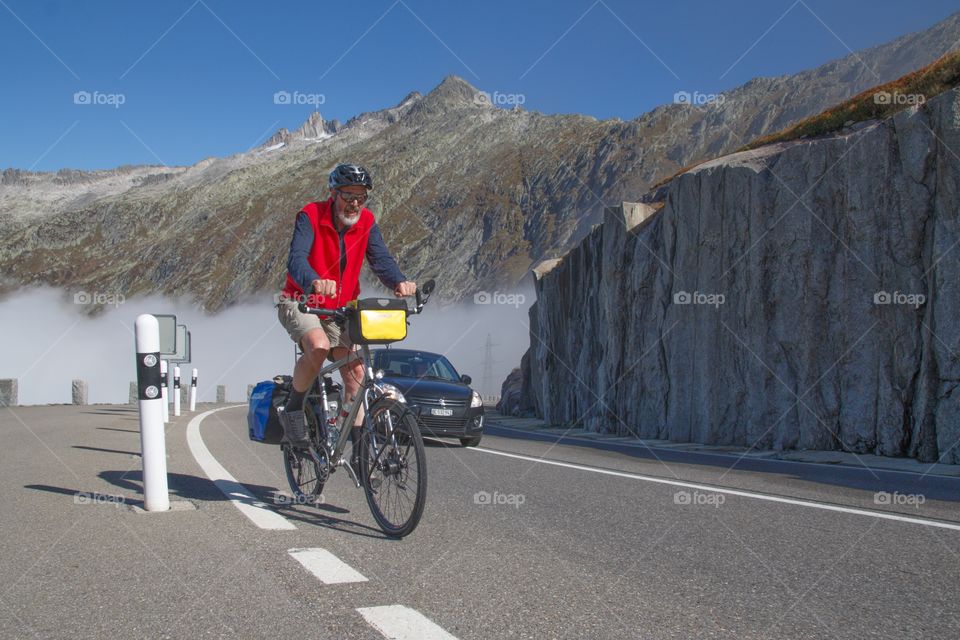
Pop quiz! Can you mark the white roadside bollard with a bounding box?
[160,360,169,423]
[174,365,181,417]
[189,368,197,412]
[135,314,170,512]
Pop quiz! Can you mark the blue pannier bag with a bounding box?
[247,375,291,444]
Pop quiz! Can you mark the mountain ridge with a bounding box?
[2,12,959,313]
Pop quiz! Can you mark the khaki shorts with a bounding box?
[276,298,352,354]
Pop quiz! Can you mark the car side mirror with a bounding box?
[460,374,472,385]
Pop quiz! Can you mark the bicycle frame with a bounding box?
[306,344,396,474]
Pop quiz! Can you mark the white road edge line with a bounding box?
[288,548,368,584]
[484,422,958,478]
[468,447,960,532]
[186,405,296,530]
[357,605,458,640]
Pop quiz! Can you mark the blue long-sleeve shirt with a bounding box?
[287,210,406,293]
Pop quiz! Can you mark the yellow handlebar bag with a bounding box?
[348,298,408,344]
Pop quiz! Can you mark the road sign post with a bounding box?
[155,316,190,418]
[160,360,169,423]
[155,314,177,355]
[168,325,190,363]
[135,315,170,512]
[174,365,181,417]
[189,368,198,412]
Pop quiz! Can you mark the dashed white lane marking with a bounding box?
[357,605,459,640]
[288,548,368,584]
[468,447,960,532]
[186,406,296,530]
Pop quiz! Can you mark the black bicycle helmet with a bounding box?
[328,163,373,190]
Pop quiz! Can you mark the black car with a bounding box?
[371,348,484,447]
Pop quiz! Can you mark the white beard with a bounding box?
[336,210,361,228]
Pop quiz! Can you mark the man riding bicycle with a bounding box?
[276,163,416,472]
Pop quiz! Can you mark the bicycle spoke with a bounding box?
[360,398,426,537]
[283,443,326,504]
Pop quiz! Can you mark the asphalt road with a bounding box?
[1,404,958,639]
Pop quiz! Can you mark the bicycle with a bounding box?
[279,280,436,537]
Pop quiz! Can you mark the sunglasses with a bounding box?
[337,190,368,205]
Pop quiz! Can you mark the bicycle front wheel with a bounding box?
[359,398,427,537]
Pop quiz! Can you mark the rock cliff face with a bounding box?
[515,88,960,464]
[2,14,959,311]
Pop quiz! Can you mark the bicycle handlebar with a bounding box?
[297,278,436,318]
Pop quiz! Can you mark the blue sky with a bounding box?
[2,0,957,172]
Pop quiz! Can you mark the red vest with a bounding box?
[282,198,374,307]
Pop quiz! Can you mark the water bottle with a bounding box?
[322,375,341,449]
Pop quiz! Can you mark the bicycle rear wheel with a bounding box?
[281,402,327,504]
[359,398,427,537]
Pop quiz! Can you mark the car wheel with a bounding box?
[460,436,481,447]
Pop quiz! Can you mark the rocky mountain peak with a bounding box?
[398,90,422,105]
[397,75,484,125]
[293,111,327,139]
[419,75,483,110]
[262,128,290,149]
[261,111,340,150]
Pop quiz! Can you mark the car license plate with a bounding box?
[431,408,454,416]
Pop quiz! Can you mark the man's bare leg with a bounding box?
[279,328,330,446]
[331,345,365,470]
[292,328,330,394]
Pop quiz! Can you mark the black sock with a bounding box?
[350,427,362,459]
[285,387,306,412]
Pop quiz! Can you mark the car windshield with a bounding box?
[375,351,461,382]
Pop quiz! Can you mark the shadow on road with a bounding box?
[79,409,139,419]
[72,445,140,456]
[26,470,227,503]
[25,469,400,540]
[273,503,393,540]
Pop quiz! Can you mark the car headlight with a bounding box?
[470,390,483,408]
[379,383,406,403]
